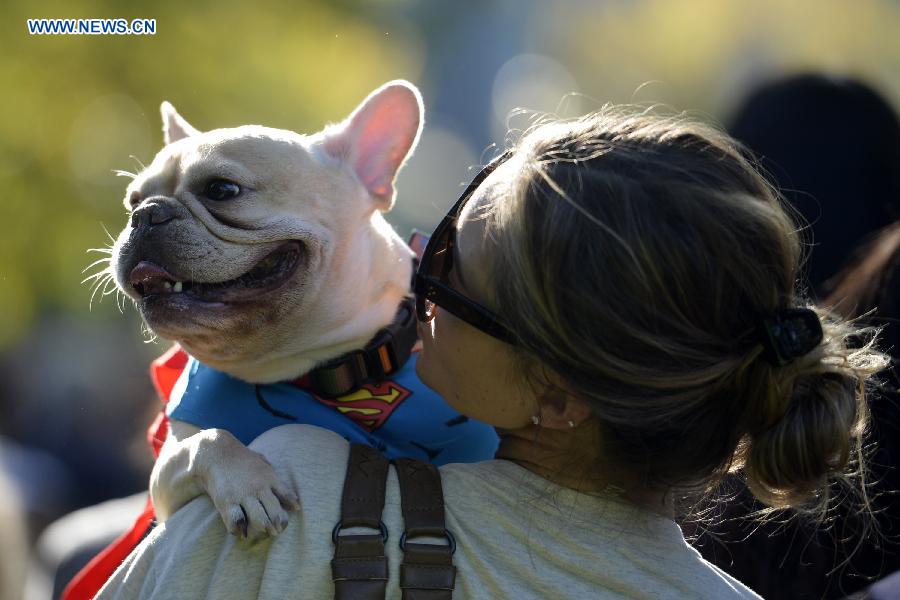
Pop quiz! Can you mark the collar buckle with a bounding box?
[305,296,417,397]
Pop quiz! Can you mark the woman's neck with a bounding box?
[494,419,675,519]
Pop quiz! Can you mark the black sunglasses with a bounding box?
[414,151,516,344]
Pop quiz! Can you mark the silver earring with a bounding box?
[567,420,576,429]
[531,414,541,426]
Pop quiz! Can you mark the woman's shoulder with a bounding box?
[438,458,762,599]
[256,428,762,599]
[252,424,501,489]
[250,423,352,461]
[99,426,761,599]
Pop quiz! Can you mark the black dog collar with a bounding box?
[286,291,419,398]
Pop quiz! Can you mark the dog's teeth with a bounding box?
[173,281,183,293]
[162,281,172,291]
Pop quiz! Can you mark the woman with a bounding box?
[97,109,886,599]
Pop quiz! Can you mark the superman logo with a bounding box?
[313,381,412,431]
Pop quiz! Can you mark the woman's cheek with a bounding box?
[414,316,457,395]
[414,341,439,393]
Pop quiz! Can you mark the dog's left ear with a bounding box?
[321,80,424,211]
[161,101,201,145]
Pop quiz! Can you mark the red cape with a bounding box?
[61,345,186,600]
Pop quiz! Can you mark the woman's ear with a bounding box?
[534,368,593,430]
[538,395,593,430]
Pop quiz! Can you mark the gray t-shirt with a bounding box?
[97,425,761,599]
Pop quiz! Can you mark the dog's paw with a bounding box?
[205,449,301,540]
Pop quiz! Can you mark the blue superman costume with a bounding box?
[167,350,498,463]
[63,345,499,599]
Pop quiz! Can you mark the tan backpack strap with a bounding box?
[394,458,456,599]
[332,444,390,600]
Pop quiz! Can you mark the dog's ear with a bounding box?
[321,80,424,211]
[160,101,201,145]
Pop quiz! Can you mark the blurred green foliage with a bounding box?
[2,0,899,351]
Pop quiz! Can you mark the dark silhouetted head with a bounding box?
[729,74,900,294]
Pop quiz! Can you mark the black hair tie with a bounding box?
[759,308,824,367]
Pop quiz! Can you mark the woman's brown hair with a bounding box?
[824,221,900,325]
[485,108,888,509]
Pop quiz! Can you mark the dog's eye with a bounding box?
[203,179,241,201]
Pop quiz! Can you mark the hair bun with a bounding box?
[744,370,860,508]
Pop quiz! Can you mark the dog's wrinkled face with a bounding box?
[114,128,334,350]
[111,82,422,382]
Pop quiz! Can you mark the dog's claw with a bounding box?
[230,507,249,539]
[204,446,296,539]
[272,487,301,512]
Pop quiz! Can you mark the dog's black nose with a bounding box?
[132,202,177,228]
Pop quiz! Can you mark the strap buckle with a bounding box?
[399,528,456,555]
[332,520,389,545]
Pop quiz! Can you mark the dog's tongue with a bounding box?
[129,261,177,285]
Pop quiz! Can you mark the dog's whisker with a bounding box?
[112,169,137,180]
[116,289,127,314]
[129,155,147,171]
[87,247,114,255]
[140,320,158,344]
[88,271,116,307]
[82,272,110,285]
[93,271,112,289]
[99,275,118,295]
[88,276,108,310]
[82,268,111,283]
[82,274,106,286]
[82,258,111,273]
[100,223,116,245]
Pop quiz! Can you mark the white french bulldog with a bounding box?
[110,81,423,538]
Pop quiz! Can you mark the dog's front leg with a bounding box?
[150,419,300,538]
